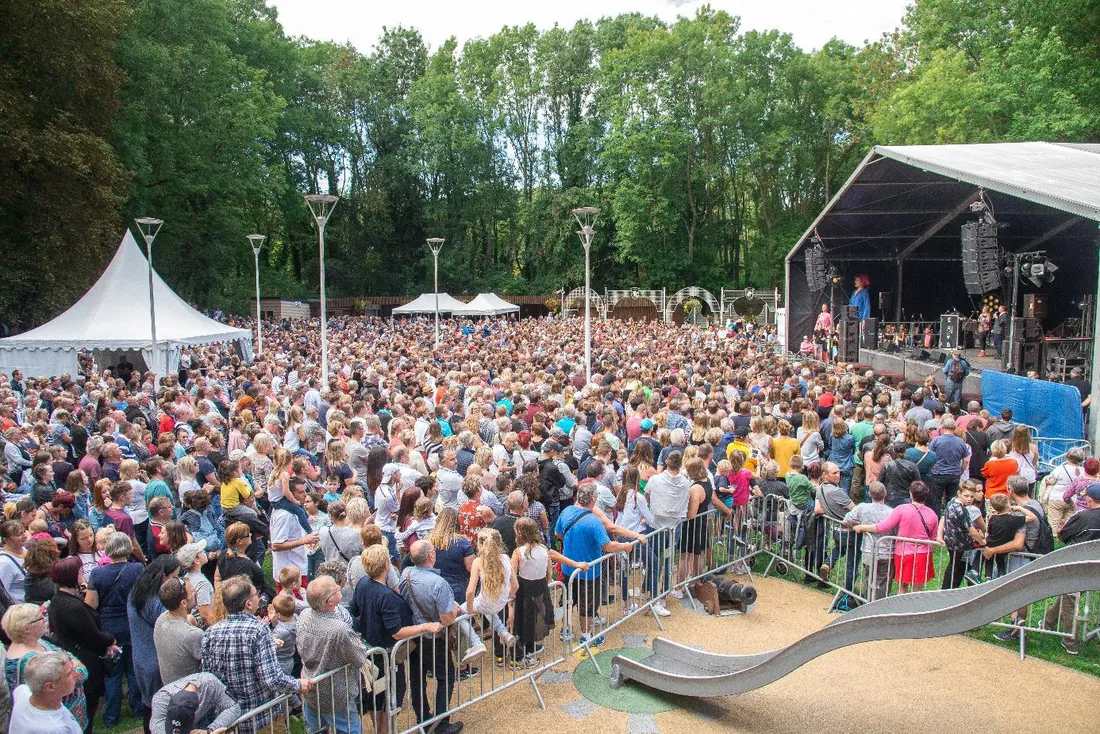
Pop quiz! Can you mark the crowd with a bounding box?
[0,311,1094,734]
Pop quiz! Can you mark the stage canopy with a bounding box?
[391,293,468,315]
[784,142,1100,352]
[0,231,253,377]
[456,293,519,316]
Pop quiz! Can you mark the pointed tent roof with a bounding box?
[391,293,468,314]
[0,230,250,351]
[456,293,519,316]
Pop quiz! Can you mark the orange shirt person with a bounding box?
[980,440,1018,497]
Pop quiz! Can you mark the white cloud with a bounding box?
[269,0,908,55]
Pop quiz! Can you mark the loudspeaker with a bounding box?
[805,241,828,292]
[837,322,860,362]
[878,291,893,314]
[860,318,878,350]
[1015,341,1042,374]
[885,342,899,354]
[1023,294,1047,319]
[939,313,961,350]
[933,350,948,365]
[961,221,1001,295]
[1024,317,1042,339]
[843,305,859,321]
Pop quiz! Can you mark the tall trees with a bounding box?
[0,0,129,325]
[3,0,1098,324]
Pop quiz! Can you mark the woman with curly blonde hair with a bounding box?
[465,528,518,649]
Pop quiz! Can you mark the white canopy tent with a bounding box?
[0,230,252,378]
[391,292,468,315]
[455,292,519,316]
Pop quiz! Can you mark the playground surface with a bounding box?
[461,576,1100,733]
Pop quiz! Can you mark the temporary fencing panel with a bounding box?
[388,581,566,734]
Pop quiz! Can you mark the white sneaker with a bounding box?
[653,603,672,618]
[631,561,643,570]
[669,590,684,600]
[461,641,487,664]
[625,602,640,614]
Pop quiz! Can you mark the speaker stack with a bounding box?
[961,221,1001,295]
[837,321,860,363]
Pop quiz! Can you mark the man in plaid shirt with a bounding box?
[201,576,313,733]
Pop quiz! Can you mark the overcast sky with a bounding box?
[269,0,910,54]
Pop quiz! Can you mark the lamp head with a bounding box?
[304,194,340,222]
[246,234,266,255]
[133,217,164,245]
[426,237,445,254]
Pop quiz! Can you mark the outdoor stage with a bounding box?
[859,345,1001,400]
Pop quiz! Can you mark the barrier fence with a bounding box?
[387,580,567,734]
[232,493,1096,732]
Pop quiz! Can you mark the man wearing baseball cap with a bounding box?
[1044,482,1100,654]
[150,672,240,734]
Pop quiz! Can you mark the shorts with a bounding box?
[570,577,600,618]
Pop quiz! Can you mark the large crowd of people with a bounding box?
[0,312,1095,734]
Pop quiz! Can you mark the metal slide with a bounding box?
[609,540,1100,697]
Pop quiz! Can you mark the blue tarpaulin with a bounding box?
[981,371,1085,442]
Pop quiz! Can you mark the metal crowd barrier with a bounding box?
[980,551,1098,660]
[299,649,390,734]
[866,535,942,598]
[228,689,293,734]
[387,581,566,734]
[1035,437,1092,475]
[560,505,766,672]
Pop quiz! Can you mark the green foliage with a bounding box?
[3,0,1100,324]
[0,0,129,325]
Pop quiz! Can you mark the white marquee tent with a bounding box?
[456,293,519,316]
[0,230,253,378]
[392,293,468,315]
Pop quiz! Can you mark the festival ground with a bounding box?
[461,575,1100,734]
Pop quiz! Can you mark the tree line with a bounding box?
[1,0,1097,325]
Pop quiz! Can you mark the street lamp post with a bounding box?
[305,194,339,385]
[426,238,445,346]
[134,217,164,376]
[247,234,266,356]
[572,206,600,386]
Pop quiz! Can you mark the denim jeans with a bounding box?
[305,700,362,734]
[945,379,963,406]
[618,533,658,602]
[101,618,142,725]
[648,527,674,597]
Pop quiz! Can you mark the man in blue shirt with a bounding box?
[928,416,969,517]
[401,540,463,734]
[554,484,634,647]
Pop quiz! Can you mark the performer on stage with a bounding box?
[849,274,871,320]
